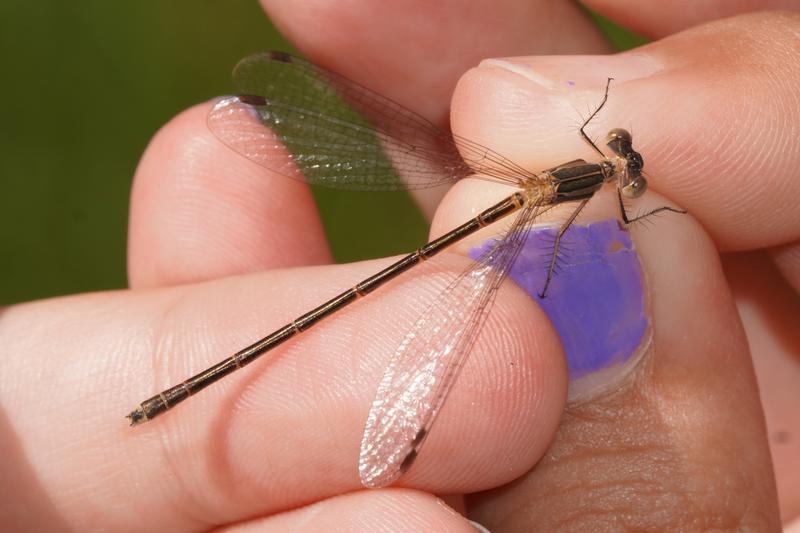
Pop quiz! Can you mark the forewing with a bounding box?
[207,52,533,191]
[358,200,544,488]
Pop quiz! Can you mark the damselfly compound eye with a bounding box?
[622,177,648,198]
[606,128,632,144]
[605,128,633,158]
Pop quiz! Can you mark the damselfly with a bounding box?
[127,51,684,488]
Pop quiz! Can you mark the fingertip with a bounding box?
[402,272,568,491]
[584,0,800,38]
[241,489,476,532]
[129,100,330,289]
[404,179,570,491]
[261,0,611,124]
[451,59,618,172]
[452,12,800,252]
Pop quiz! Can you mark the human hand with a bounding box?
[446,2,799,529]
[2,1,797,531]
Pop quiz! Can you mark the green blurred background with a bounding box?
[0,2,643,304]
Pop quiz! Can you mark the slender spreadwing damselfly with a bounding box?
[127,51,685,488]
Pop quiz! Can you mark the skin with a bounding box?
[1,0,798,530]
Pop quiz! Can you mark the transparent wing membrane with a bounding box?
[207,52,534,191]
[359,197,545,488]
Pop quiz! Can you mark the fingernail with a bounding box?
[482,54,663,91]
[469,520,492,533]
[469,220,649,401]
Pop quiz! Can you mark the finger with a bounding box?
[261,0,613,218]
[584,0,798,38]
[1,249,565,529]
[128,102,331,289]
[262,0,611,122]
[466,192,781,529]
[224,489,479,532]
[723,251,800,523]
[129,0,614,287]
[451,11,800,254]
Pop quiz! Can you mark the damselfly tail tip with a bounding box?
[126,406,148,427]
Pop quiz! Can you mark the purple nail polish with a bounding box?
[470,219,649,399]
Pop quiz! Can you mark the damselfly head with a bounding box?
[606,129,643,171]
[606,128,647,198]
